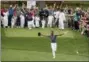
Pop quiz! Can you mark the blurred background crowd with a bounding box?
[1,1,89,37]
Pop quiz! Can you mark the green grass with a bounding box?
[1,28,89,61]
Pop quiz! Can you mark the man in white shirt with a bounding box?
[20,12,25,28]
[35,15,40,28]
[41,17,46,29]
[58,9,66,29]
[54,9,60,27]
[3,9,9,28]
[48,14,54,27]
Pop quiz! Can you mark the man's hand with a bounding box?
[38,32,41,36]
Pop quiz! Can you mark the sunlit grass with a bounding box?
[1,28,89,61]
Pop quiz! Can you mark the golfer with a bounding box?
[38,31,64,58]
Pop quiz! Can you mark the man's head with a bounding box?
[38,32,41,36]
[51,30,54,36]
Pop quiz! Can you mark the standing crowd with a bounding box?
[1,4,89,37]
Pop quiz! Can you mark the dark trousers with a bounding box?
[24,17,27,28]
[68,20,72,28]
[1,19,3,28]
[16,16,20,26]
[39,17,43,27]
[55,18,59,27]
[45,17,48,27]
[54,18,59,27]
[85,30,89,37]
[8,15,13,27]
[68,18,74,28]
[74,21,79,30]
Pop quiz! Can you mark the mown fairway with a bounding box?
[1,28,89,61]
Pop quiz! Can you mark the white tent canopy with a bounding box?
[27,0,36,9]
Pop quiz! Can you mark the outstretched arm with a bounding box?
[38,32,49,37]
[41,34,49,37]
[56,33,64,36]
